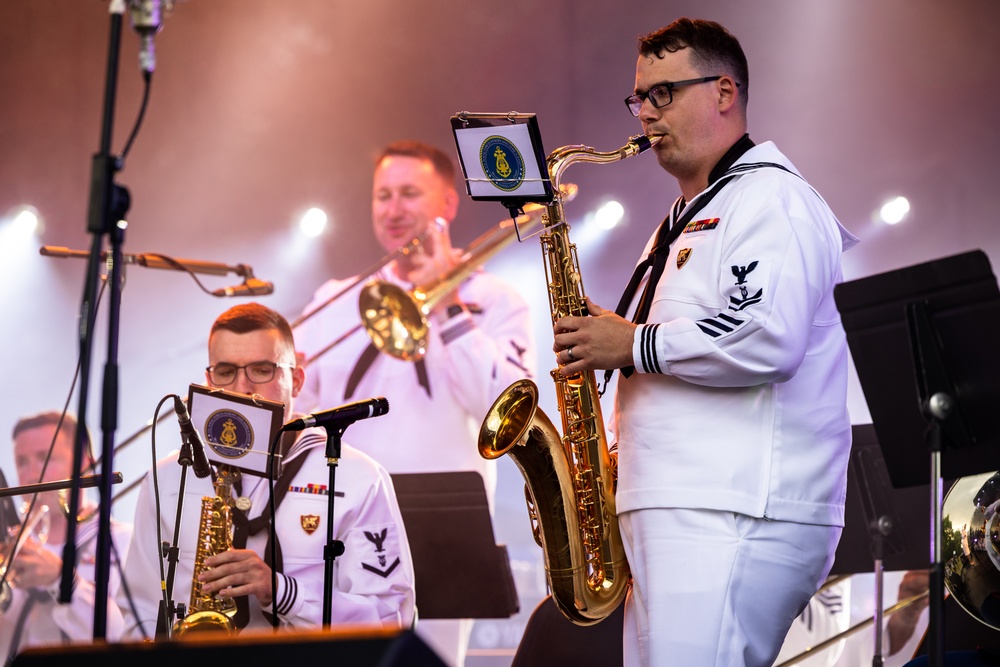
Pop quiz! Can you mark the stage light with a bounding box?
[594,200,625,230]
[10,206,41,235]
[878,196,910,225]
[299,207,328,237]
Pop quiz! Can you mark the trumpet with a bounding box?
[357,204,547,361]
[0,502,51,614]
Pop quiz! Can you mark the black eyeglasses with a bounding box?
[624,76,729,116]
[206,361,294,386]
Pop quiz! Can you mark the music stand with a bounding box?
[390,472,519,620]
[835,250,1000,667]
[832,424,934,664]
[450,111,553,220]
[832,425,931,576]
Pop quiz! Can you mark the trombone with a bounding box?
[303,202,550,366]
[289,217,447,331]
[774,588,930,667]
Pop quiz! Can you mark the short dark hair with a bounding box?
[13,410,91,459]
[638,18,748,109]
[376,140,456,186]
[210,302,295,351]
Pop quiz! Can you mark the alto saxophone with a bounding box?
[479,134,660,625]
[173,467,239,636]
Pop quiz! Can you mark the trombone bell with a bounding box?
[358,282,429,361]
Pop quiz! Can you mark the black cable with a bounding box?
[116,70,152,166]
[149,394,174,633]
[0,281,105,599]
[140,253,233,297]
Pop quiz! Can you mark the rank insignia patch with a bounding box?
[683,217,720,233]
[301,514,320,535]
[677,248,692,269]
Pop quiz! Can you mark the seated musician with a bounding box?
[119,303,415,637]
[1,411,131,660]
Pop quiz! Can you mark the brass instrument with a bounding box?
[0,502,50,615]
[291,217,448,332]
[478,134,661,625]
[774,589,930,667]
[940,470,1000,631]
[172,468,238,636]
[358,204,546,361]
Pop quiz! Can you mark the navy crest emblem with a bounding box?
[300,514,320,535]
[677,248,692,269]
[204,409,254,460]
[480,135,526,192]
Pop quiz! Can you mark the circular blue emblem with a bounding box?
[479,135,526,192]
[205,409,254,460]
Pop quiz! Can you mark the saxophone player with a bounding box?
[119,303,416,637]
[551,18,858,667]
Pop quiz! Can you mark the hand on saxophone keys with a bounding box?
[552,297,637,375]
[199,548,275,607]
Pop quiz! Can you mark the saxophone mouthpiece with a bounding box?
[631,134,663,153]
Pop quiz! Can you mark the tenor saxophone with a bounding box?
[479,134,660,625]
[173,467,239,636]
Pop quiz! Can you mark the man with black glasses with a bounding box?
[551,18,858,667]
[119,303,415,637]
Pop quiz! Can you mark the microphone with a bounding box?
[211,278,275,298]
[283,397,390,431]
[128,0,165,75]
[173,396,212,479]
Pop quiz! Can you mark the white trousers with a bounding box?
[620,508,841,667]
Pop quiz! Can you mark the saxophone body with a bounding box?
[173,467,239,636]
[478,134,659,625]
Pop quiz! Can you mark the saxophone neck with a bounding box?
[546,134,662,192]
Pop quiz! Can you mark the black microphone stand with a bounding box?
[320,423,348,628]
[60,4,132,641]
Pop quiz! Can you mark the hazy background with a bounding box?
[2,1,998,661]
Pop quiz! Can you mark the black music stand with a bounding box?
[835,250,1000,667]
[832,424,933,664]
[833,424,932,576]
[390,472,519,620]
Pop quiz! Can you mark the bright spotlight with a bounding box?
[11,207,40,235]
[594,200,625,230]
[878,196,910,225]
[299,207,328,237]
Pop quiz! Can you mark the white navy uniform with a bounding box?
[0,508,131,663]
[295,266,535,667]
[119,428,415,636]
[614,140,860,666]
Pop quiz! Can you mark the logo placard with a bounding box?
[480,135,526,192]
[205,409,254,460]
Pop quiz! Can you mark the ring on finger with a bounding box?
[566,346,575,361]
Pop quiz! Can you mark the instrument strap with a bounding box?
[608,134,770,384]
[344,342,431,400]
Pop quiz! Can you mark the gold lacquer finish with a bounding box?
[358,204,546,361]
[479,134,660,625]
[941,470,1000,632]
[172,468,239,637]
